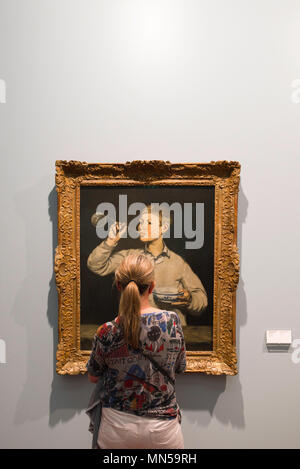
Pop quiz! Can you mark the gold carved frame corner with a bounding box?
[55,160,240,376]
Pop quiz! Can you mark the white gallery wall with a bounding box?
[1,0,300,449]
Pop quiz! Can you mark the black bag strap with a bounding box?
[139,349,175,387]
[111,319,175,388]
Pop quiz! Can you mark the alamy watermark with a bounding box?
[291,79,300,104]
[0,339,6,364]
[0,78,6,103]
[93,196,205,249]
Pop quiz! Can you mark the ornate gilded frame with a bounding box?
[55,160,240,375]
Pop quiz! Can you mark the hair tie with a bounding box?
[124,280,137,288]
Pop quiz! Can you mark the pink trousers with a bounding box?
[98,407,184,449]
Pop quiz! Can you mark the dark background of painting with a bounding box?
[80,185,215,336]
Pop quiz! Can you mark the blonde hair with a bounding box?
[114,253,155,349]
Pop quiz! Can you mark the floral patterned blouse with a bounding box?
[86,310,186,421]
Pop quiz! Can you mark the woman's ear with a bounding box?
[149,281,155,294]
[116,281,121,291]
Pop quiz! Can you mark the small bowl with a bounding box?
[153,287,184,304]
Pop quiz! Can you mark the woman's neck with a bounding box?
[139,296,154,313]
[140,301,151,311]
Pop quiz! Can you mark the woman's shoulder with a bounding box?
[158,309,180,319]
[141,309,181,324]
[96,317,119,338]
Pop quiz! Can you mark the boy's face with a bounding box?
[138,209,161,242]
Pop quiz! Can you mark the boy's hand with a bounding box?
[170,289,191,306]
[106,221,127,246]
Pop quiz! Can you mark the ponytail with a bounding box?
[118,281,141,349]
[114,254,155,349]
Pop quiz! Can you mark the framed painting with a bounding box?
[55,160,240,375]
